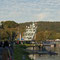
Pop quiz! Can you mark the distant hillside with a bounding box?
[0,21,60,41]
[19,21,60,33]
[19,21,60,41]
[37,22,60,32]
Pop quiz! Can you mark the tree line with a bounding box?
[0,21,60,42]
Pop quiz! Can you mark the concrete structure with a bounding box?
[23,23,37,41]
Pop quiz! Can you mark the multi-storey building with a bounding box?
[23,23,37,41]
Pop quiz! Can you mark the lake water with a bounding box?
[29,42,60,60]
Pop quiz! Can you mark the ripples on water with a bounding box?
[29,42,60,60]
[29,54,60,60]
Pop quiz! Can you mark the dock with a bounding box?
[25,49,58,55]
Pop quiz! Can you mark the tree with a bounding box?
[36,31,46,42]
[2,21,19,28]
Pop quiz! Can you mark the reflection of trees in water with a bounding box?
[55,44,60,54]
[29,42,60,60]
[29,43,60,60]
[45,42,60,53]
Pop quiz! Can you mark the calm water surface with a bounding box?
[29,42,60,60]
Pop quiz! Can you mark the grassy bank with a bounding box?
[14,44,32,60]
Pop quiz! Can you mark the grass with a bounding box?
[14,44,33,60]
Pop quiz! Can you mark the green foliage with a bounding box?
[37,22,60,32]
[14,45,32,60]
[2,21,19,28]
[0,21,60,42]
[0,28,17,41]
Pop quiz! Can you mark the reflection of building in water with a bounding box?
[29,54,40,60]
[23,23,37,41]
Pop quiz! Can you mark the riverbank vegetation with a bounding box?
[0,21,60,42]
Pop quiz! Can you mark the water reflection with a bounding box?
[29,42,60,60]
[29,54,60,60]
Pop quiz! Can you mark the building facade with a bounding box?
[23,23,37,41]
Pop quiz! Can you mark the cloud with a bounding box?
[37,13,46,20]
[0,0,60,23]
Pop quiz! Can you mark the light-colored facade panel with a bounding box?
[23,23,37,41]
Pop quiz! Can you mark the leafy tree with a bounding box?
[2,21,19,28]
[0,21,60,42]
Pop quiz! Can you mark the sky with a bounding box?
[0,0,60,23]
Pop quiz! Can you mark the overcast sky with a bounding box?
[0,0,60,23]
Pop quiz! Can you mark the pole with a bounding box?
[20,33,21,41]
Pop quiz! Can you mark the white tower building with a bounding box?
[23,23,37,41]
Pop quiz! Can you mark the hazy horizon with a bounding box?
[0,20,60,24]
